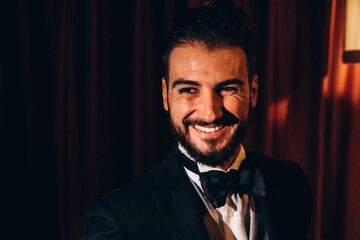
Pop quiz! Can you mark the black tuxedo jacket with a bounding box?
[79,146,312,240]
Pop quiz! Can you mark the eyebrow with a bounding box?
[172,79,201,89]
[215,79,245,88]
[171,78,245,89]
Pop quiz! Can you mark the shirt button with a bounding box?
[227,209,234,218]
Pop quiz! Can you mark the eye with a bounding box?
[218,86,238,96]
[179,88,198,94]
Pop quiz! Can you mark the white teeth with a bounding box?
[194,125,223,133]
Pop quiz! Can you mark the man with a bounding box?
[80,1,312,239]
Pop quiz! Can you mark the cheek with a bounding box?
[169,99,194,123]
[223,98,250,119]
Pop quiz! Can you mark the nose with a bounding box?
[197,91,223,123]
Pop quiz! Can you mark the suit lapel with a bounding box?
[246,151,277,240]
[254,196,276,240]
[148,146,210,239]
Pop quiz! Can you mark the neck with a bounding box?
[216,147,240,171]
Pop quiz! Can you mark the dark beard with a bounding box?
[169,109,249,167]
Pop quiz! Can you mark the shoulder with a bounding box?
[102,145,181,210]
[246,151,313,237]
[246,151,309,189]
[79,198,126,239]
[246,151,311,199]
[79,163,168,239]
[100,157,170,220]
[246,150,303,172]
[79,146,190,239]
[79,170,159,239]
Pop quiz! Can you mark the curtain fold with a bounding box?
[53,0,114,238]
[317,0,360,238]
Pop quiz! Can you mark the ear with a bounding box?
[162,78,169,111]
[250,74,258,108]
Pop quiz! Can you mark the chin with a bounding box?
[196,142,229,155]
[169,114,248,167]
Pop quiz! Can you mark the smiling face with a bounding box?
[162,43,258,169]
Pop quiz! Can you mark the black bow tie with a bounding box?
[178,150,266,209]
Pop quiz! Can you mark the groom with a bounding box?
[80,1,312,239]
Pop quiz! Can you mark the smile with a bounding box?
[193,125,223,133]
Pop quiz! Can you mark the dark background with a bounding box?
[1,0,359,239]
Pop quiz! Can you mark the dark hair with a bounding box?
[162,0,256,86]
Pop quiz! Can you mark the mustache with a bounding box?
[183,110,239,127]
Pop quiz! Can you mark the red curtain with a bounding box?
[54,0,113,238]
[317,0,360,239]
[242,0,360,239]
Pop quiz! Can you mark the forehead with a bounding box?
[168,44,248,84]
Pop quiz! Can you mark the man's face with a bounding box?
[162,44,258,168]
